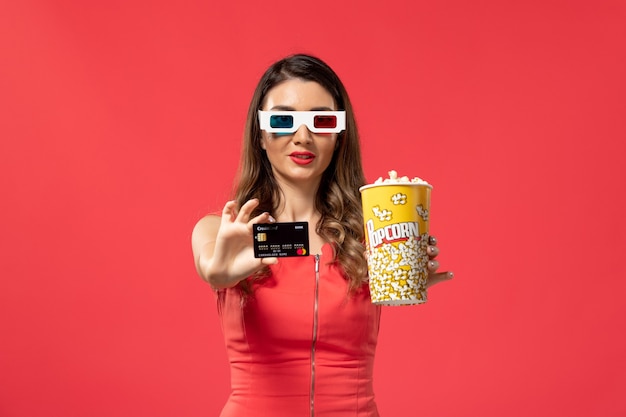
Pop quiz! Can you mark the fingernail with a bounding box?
[447,271,454,278]
[268,215,276,223]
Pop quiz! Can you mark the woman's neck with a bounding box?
[273,179,320,223]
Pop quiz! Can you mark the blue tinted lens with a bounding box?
[269,115,294,129]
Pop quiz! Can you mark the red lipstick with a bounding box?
[289,152,315,165]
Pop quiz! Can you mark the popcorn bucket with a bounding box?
[360,180,432,305]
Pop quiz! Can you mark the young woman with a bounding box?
[192,54,453,417]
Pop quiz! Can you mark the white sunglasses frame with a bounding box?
[258,111,346,134]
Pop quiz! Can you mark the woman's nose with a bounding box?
[292,124,313,144]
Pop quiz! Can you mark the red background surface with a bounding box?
[1,1,625,416]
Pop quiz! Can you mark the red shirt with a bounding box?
[217,243,381,416]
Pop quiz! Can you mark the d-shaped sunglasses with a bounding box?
[258,111,346,134]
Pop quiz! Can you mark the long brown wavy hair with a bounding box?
[233,54,368,292]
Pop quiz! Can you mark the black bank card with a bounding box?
[253,222,309,258]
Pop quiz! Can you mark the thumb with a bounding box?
[427,271,454,289]
[261,257,279,266]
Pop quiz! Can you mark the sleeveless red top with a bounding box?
[217,244,381,416]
